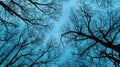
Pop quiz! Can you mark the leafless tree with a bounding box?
[0,0,62,66]
[61,0,120,66]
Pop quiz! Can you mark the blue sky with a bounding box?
[1,0,120,66]
[45,0,79,54]
[44,0,78,66]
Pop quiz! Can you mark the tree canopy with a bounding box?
[61,0,120,66]
[0,0,62,66]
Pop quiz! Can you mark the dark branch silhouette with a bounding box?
[61,0,120,66]
[0,0,62,66]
